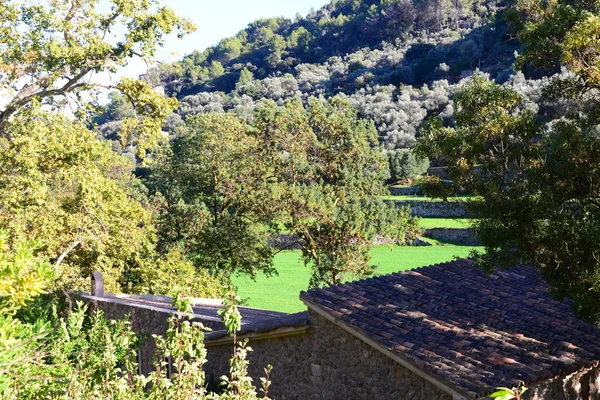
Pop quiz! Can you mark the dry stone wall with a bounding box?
[389,186,423,196]
[525,365,600,400]
[423,228,481,245]
[73,293,224,376]
[389,199,470,218]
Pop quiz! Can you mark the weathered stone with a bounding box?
[388,200,470,218]
[389,186,423,196]
[422,228,481,245]
[204,311,454,400]
[311,363,321,377]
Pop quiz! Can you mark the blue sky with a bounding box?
[116,0,330,80]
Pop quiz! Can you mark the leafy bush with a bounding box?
[0,233,271,399]
[420,175,456,200]
[387,149,430,183]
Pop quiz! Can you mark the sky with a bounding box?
[114,0,330,81]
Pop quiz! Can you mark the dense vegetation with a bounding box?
[95,0,536,184]
[3,0,600,397]
[418,0,600,321]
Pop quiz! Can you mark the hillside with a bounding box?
[153,0,514,97]
[95,0,546,179]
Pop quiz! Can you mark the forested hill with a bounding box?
[97,0,546,181]
[153,0,514,97]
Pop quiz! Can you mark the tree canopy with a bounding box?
[150,98,418,287]
[0,0,191,153]
[418,0,600,321]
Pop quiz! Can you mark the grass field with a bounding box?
[233,244,482,313]
[418,218,473,229]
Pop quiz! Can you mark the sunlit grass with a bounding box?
[418,218,474,229]
[233,244,482,313]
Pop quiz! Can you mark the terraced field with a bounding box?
[233,244,481,313]
[418,218,473,229]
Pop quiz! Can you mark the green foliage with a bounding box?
[0,232,55,313]
[0,0,209,297]
[8,296,271,399]
[138,247,225,299]
[151,98,418,287]
[491,386,528,400]
[417,74,538,196]
[0,237,269,399]
[217,293,273,399]
[0,232,55,397]
[151,0,509,99]
[420,176,456,200]
[218,292,243,335]
[0,108,158,292]
[0,0,192,149]
[387,149,430,183]
[151,112,279,279]
[417,4,600,320]
[116,78,179,156]
[237,68,255,88]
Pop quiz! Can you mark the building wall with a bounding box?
[525,365,600,400]
[205,310,454,400]
[76,294,600,400]
[205,333,314,399]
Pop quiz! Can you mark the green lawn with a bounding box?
[418,218,473,229]
[233,245,482,313]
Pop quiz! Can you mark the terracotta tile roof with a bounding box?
[300,259,600,399]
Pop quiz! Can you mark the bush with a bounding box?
[1,232,271,399]
[420,175,456,200]
[387,149,430,183]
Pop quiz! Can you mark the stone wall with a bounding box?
[389,186,422,196]
[75,292,600,400]
[205,310,454,400]
[74,293,224,376]
[525,365,600,400]
[206,333,314,399]
[389,199,470,218]
[422,228,481,246]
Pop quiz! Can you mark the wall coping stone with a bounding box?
[205,311,310,346]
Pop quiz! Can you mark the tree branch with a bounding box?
[55,240,82,269]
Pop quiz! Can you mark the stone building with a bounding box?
[81,258,600,399]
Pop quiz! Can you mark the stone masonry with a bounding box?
[204,310,453,400]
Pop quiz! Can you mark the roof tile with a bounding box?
[300,260,600,398]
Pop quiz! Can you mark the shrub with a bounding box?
[387,149,430,183]
[420,175,456,200]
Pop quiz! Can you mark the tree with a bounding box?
[236,67,255,89]
[0,108,156,291]
[387,149,430,183]
[0,0,190,153]
[417,0,600,322]
[275,98,419,286]
[150,113,280,279]
[0,0,210,294]
[152,98,418,287]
